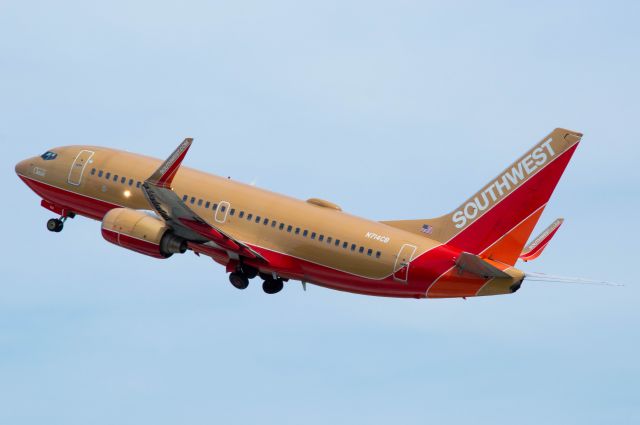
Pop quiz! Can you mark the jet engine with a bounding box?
[101,208,187,258]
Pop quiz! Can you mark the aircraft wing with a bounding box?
[519,218,564,262]
[141,138,266,262]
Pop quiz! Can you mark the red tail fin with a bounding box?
[381,128,582,265]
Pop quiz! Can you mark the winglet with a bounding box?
[519,218,564,262]
[147,138,193,188]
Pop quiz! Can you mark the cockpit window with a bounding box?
[40,151,58,160]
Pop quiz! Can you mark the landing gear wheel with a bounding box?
[243,266,259,279]
[262,278,284,294]
[229,272,249,290]
[47,218,64,233]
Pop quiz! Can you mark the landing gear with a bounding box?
[243,265,259,279]
[46,218,64,233]
[262,278,284,294]
[229,272,250,290]
[46,212,74,233]
[228,266,285,294]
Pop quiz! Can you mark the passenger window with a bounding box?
[311,232,316,239]
[136,181,141,188]
[255,215,260,223]
[295,228,300,235]
[90,168,96,175]
[213,204,218,210]
[182,195,188,202]
[303,230,308,237]
[239,211,244,218]
[221,205,227,213]
[129,179,133,186]
[376,251,381,259]
[205,201,211,209]
[279,223,285,230]
[335,239,340,246]
[230,209,235,216]
[105,172,111,179]
[271,221,277,228]
[190,197,196,204]
[287,225,292,232]
[343,242,348,249]
[98,170,103,177]
[327,237,332,244]
[198,199,203,206]
[318,235,324,242]
[367,249,373,256]
[121,177,126,184]
[113,175,118,182]
[263,218,269,225]
[351,244,356,251]
[247,213,253,220]
[359,246,364,254]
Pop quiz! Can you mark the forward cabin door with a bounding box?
[67,150,94,186]
[393,243,417,282]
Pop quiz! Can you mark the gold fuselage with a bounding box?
[16,145,524,298]
[17,147,436,272]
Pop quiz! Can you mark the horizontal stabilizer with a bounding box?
[455,252,510,279]
[519,218,564,262]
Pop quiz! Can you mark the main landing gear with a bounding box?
[228,265,258,290]
[227,266,285,294]
[46,212,75,233]
[262,278,284,295]
[228,271,250,290]
[259,272,285,295]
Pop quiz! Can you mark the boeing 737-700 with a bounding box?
[14,128,581,298]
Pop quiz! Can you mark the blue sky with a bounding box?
[1,1,639,424]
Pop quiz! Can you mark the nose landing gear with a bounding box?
[46,218,64,232]
[46,212,75,233]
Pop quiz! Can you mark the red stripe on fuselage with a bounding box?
[18,175,122,220]
[18,174,439,297]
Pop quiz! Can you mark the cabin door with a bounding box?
[393,243,417,282]
[67,150,94,186]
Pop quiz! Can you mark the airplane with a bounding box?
[14,128,582,298]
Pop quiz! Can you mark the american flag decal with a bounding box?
[421,224,433,234]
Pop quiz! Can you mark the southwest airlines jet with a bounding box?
[15,128,581,298]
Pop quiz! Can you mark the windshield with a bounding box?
[40,151,58,160]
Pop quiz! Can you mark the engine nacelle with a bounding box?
[101,208,187,259]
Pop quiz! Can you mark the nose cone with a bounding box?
[15,158,30,176]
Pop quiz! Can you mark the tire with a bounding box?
[242,266,259,279]
[47,219,62,232]
[262,279,284,294]
[229,272,249,290]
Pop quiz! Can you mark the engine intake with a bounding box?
[101,208,187,258]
